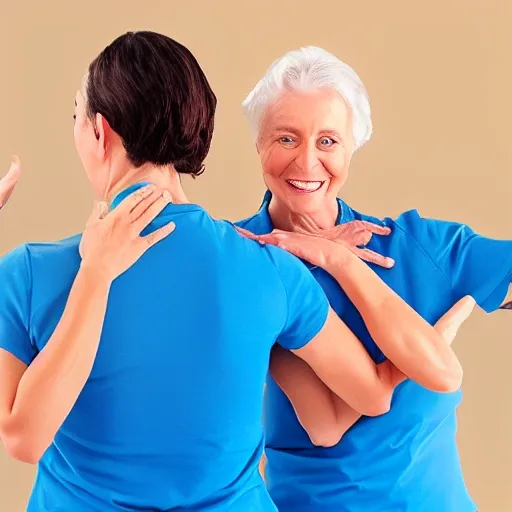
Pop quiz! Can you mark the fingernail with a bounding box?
[386,258,395,267]
[168,221,176,231]
[143,184,155,194]
[163,190,172,202]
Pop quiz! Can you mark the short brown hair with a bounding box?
[85,31,217,177]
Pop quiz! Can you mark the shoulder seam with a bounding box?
[390,216,454,291]
[265,247,290,337]
[22,245,36,349]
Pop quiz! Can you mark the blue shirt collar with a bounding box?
[258,189,353,227]
[110,181,152,210]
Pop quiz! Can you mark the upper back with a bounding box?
[17,204,291,510]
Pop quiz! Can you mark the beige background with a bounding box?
[0,1,510,510]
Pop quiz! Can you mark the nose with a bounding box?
[295,144,319,174]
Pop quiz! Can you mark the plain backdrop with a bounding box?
[0,1,510,510]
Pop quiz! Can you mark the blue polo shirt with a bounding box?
[236,191,512,512]
[0,184,329,512]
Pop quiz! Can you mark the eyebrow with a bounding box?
[272,126,300,135]
[272,126,342,139]
[318,129,342,138]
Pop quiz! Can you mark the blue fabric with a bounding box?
[236,192,512,512]
[0,184,329,511]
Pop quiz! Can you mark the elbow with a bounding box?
[0,420,43,465]
[3,436,42,465]
[308,427,344,448]
[359,394,391,418]
[431,364,464,394]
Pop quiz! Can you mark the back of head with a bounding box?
[242,46,372,150]
[85,31,217,176]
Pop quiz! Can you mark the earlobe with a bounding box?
[95,113,108,154]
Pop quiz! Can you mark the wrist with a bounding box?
[322,242,364,276]
[323,244,358,274]
[326,248,390,309]
[78,261,114,288]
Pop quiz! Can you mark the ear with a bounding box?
[94,113,111,158]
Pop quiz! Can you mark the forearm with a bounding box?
[272,345,398,446]
[271,346,340,445]
[324,248,462,392]
[5,265,112,461]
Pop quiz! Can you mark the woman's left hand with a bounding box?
[0,156,21,211]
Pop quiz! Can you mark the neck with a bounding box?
[268,197,339,234]
[106,163,189,205]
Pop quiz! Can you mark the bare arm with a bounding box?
[0,267,112,463]
[257,231,464,395]
[0,156,21,210]
[270,345,361,447]
[318,248,463,393]
[0,186,174,463]
[274,296,475,447]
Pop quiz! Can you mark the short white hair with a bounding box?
[242,46,372,150]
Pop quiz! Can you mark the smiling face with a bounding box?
[257,88,355,219]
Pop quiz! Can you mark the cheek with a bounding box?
[261,146,293,178]
[322,151,349,181]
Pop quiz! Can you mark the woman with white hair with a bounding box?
[237,46,512,511]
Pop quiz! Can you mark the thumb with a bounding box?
[88,201,108,223]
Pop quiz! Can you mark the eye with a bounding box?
[279,136,295,145]
[73,114,76,122]
[319,137,336,147]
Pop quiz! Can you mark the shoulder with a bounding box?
[0,243,32,279]
[0,234,82,281]
[351,206,425,232]
[234,208,273,236]
[24,234,82,265]
[352,205,463,244]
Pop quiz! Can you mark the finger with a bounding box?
[141,221,176,247]
[359,221,391,236]
[130,189,171,222]
[113,184,156,217]
[131,191,172,235]
[434,296,476,343]
[2,156,21,184]
[355,247,395,268]
[86,201,108,224]
[257,233,283,246]
[234,226,262,242]
[355,230,373,247]
[0,156,22,206]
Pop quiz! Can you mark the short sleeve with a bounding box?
[0,245,37,364]
[267,245,330,350]
[396,209,512,313]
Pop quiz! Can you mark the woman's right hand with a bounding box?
[0,156,22,211]
[79,184,176,281]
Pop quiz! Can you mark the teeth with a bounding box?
[288,180,322,191]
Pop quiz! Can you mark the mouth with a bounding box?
[286,179,325,193]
